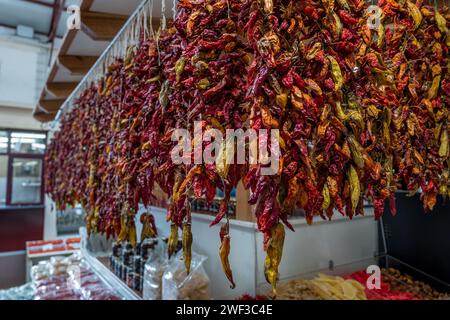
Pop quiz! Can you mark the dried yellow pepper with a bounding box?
[322,185,331,210]
[428,75,441,99]
[182,223,193,274]
[265,223,285,296]
[168,223,179,259]
[219,224,236,289]
[439,130,448,158]
[197,78,211,89]
[348,165,360,215]
[327,55,344,91]
[435,11,448,34]
[407,1,423,30]
[347,135,365,169]
[175,57,186,83]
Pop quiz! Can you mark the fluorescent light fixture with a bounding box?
[11,138,41,144]
[32,143,46,149]
[11,133,46,140]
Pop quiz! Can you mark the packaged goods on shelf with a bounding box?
[31,253,122,300]
[44,0,450,293]
[0,283,35,301]
[142,240,169,300]
[109,237,179,293]
[26,238,81,257]
[162,252,210,300]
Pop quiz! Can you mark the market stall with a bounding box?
[35,0,450,300]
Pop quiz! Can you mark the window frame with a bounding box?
[0,128,47,207]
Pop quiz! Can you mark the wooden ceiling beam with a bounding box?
[40,99,65,113]
[81,11,128,41]
[58,55,98,75]
[33,106,57,123]
[34,111,57,123]
[46,82,79,98]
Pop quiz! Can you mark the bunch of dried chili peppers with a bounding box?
[45,0,449,294]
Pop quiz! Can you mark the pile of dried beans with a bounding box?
[45,0,449,294]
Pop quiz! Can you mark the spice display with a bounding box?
[345,270,419,300]
[308,273,367,300]
[274,279,322,300]
[45,0,450,293]
[381,268,450,300]
[263,267,449,300]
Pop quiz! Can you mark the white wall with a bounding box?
[147,206,378,299]
[0,36,49,109]
[43,196,57,240]
[0,33,52,131]
[0,107,44,131]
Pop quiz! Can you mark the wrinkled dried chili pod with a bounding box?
[182,223,193,274]
[219,223,236,289]
[264,223,285,296]
[348,165,360,215]
[168,223,179,259]
[140,212,158,242]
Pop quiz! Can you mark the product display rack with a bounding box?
[81,244,142,300]
[36,0,450,301]
[257,254,450,299]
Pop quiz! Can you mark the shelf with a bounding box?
[82,246,142,300]
[27,250,77,260]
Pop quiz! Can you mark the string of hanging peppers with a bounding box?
[45,0,449,295]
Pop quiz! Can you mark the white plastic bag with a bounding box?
[162,251,210,300]
[142,240,167,300]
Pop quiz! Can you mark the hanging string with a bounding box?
[50,0,152,131]
[143,3,148,41]
[149,0,155,38]
[172,0,177,20]
[162,0,167,30]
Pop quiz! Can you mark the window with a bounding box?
[0,129,47,207]
[0,156,7,205]
[0,131,7,153]
[11,158,43,204]
[10,132,47,154]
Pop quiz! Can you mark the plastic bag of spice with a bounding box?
[162,251,210,300]
[142,240,168,300]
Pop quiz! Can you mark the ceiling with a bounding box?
[0,0,82,40]
[33,0,176,123]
